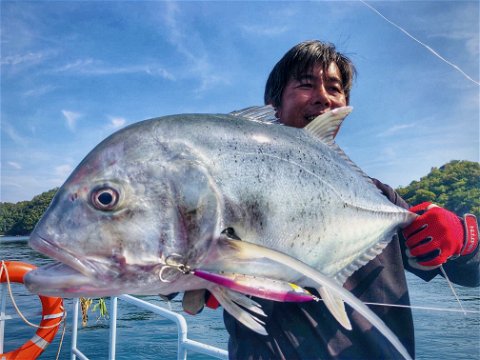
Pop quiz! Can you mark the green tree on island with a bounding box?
[397,160,479,218]
[1,188,58,235]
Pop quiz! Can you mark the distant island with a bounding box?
[1,188,58,236]
[1,160,478,236]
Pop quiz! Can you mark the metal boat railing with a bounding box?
[0,284,9,355]
[70,295,229,360]
[1,284,227,360]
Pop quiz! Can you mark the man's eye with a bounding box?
[298,82,313,88]
[329,86,343,94]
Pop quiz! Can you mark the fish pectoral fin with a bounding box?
[318,287,352,330]
[209,286,268,336]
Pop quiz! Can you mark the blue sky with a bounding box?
[1,0,479,203]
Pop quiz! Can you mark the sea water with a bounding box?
[1,237,479,359]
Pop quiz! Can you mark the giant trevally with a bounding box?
[25,106,415,359]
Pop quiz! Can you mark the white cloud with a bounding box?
[1,121,28,146]
[425,4,479,57]
[361,1,479,85]
[144,66,175,80]
[160,2,230,93]
[62,110,82,132]
[239,4,298,36]
[0,50,58,76]
[377,123,416,137]
[53,58,175,80]
[1,171,61,203]
[241,25,289,37]
[54,164,73,179]
[0,51,49,66]
[22,84,56,97]
[108,116,127,129]
[8,161,22,170]
[55,58,96,72]
[163,1,183,44]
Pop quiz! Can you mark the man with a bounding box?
[186,40,479,359]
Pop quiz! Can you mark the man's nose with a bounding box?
[312,85,331,107]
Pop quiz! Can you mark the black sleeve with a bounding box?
[371,178,480,287]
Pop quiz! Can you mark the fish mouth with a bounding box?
[29,234,98,278]
[24,262,114,297]
[25,234,121,297]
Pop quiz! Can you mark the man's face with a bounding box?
[276,62,347,128]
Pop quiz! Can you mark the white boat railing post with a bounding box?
[69,294,228,359]
[71,298,89,360]
[108,297,118,360]
[176,309,188,360]
[71,298,79,360]
[0,284,7,354]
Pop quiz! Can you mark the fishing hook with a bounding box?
[158,254,191,282]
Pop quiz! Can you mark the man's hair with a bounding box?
[264,40,356,107]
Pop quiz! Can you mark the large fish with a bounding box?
[25,106,415,358]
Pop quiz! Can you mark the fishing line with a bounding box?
[359,0,480,86]
[310,284,478,314]
[362,302,479,315]
[312,291,479,314]
[439,264,467,315]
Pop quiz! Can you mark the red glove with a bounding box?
[402,202,478,270]
[205,292,220,309]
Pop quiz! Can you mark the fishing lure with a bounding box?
[192,269,317,302]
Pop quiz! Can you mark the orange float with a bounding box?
[0,261,64,359]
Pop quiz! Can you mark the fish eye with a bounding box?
[91,187,119,211]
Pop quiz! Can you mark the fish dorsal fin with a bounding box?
[305,106,380,188]
[229,105,281,125]
[304,106,353,145]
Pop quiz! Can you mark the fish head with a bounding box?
[25,121,222,297]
